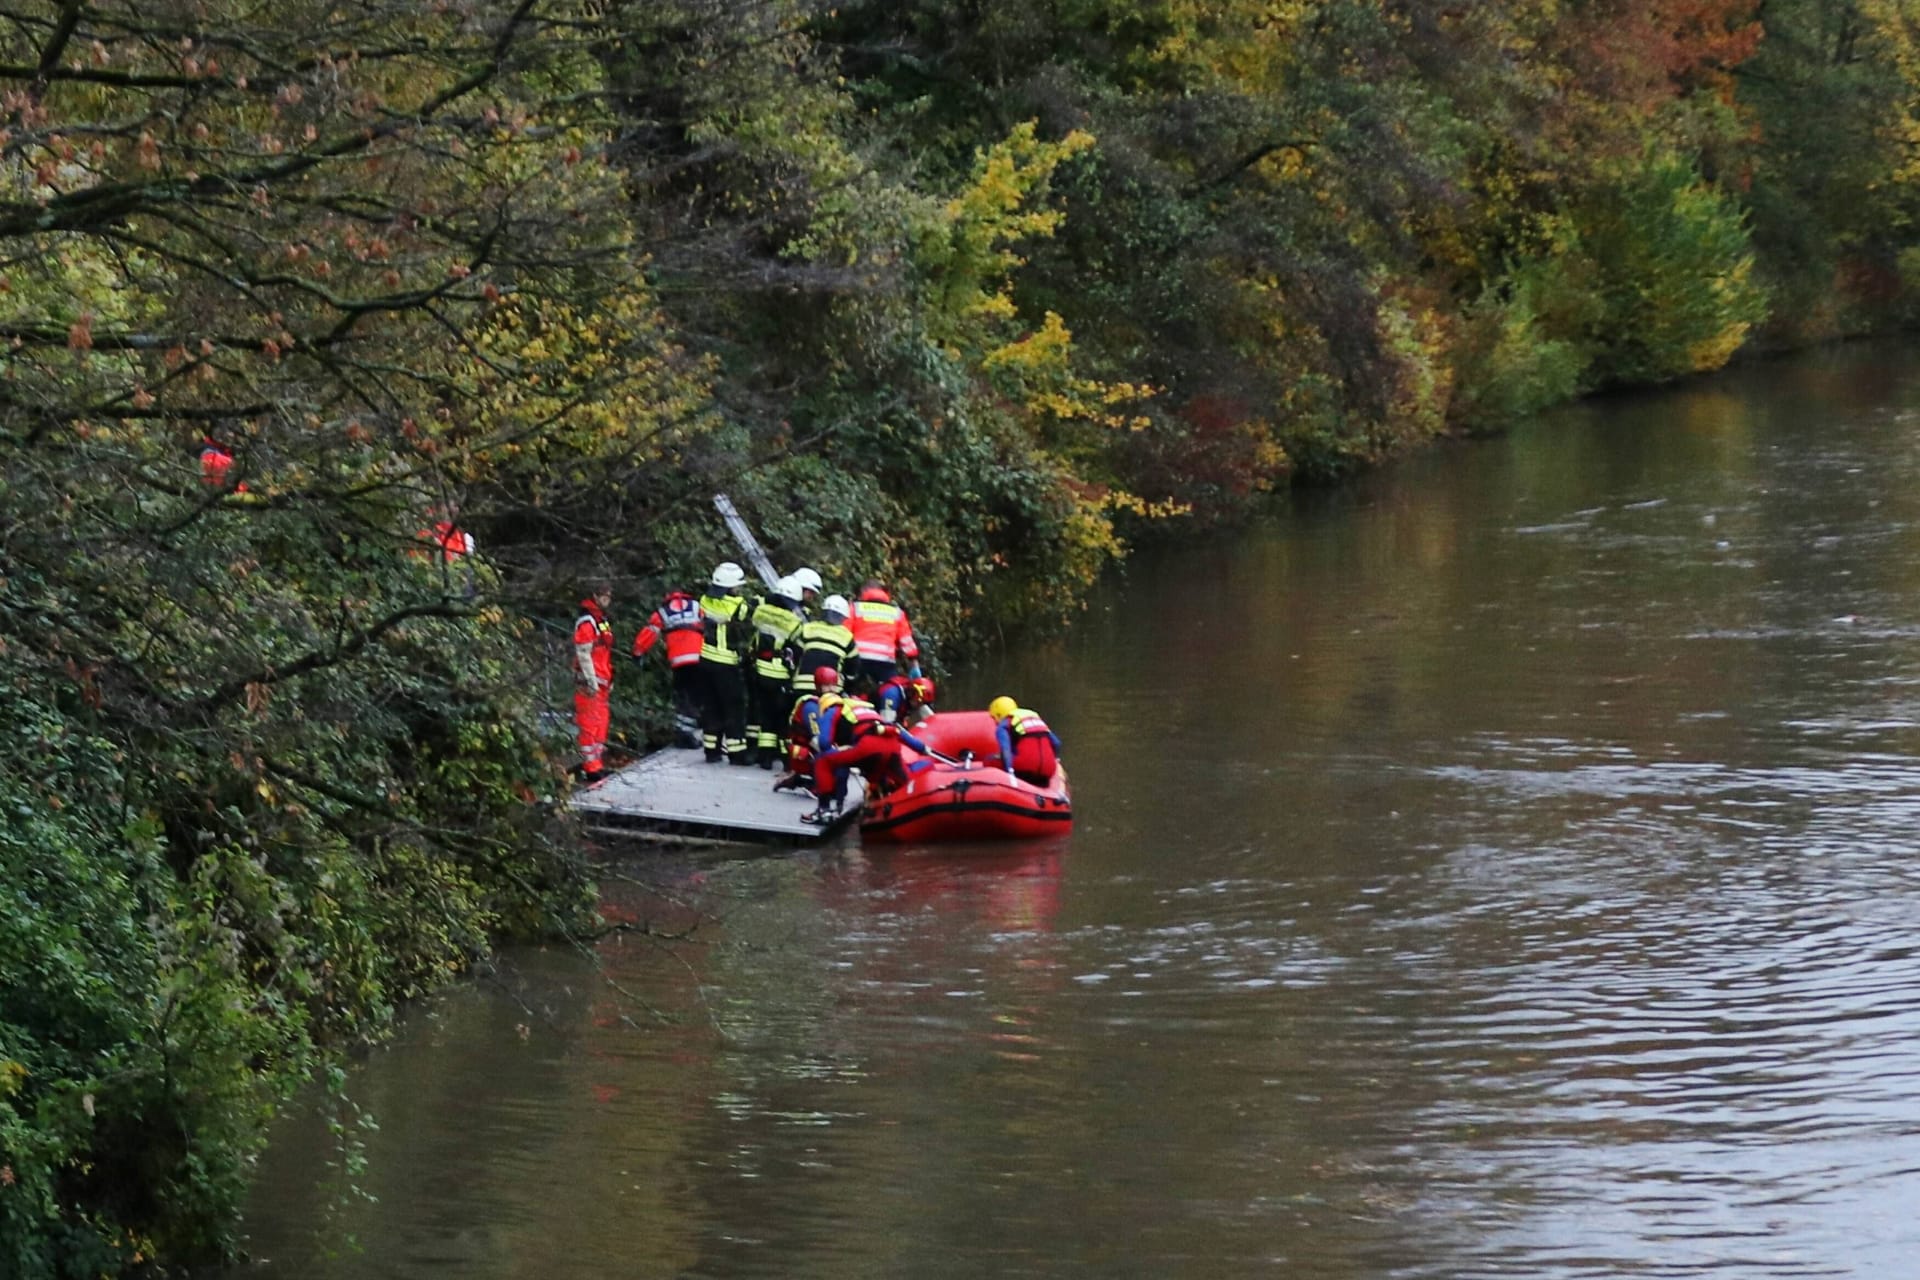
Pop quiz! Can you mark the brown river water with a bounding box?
[224,345,1920,1278]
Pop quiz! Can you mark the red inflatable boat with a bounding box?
[859,710,1073,843]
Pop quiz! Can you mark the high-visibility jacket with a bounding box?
[413,520,474,563]
[790,619,855,692]
[698,591,753,666]
[748,595,804,680]
[199,442,246,491]
[200,442,233,485]
[574,599,614,686]
[433,521,474,559]
[633,590,704,668]
[848,587,918,665]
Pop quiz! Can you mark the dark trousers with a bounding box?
[668,664,701,746]
[852,658,897,688]
[698,662,748,760]
[748,670,792,764]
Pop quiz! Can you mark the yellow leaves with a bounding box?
[1101,490,1192,520]
[1859,0,1920,190]
[983,310,1156,433]
[919,122,1096,348]
[1685,258,1758,372]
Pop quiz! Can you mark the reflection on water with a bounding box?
[228,346,1920,1279]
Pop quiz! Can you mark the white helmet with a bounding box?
[774,575,803,601]
[711,561,746,589]
[821,593,849,619]
[790,567,823,596]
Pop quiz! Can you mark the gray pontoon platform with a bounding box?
[569,746,864,843]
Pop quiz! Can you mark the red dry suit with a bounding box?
[572,597,615,775]
[812,703,929,803]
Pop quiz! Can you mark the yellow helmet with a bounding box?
[988,696,1017,721]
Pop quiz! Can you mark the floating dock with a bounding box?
[569,746,864,844]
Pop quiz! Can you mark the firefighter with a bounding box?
[631,585,705,748]
[789,566,824,609]
[746,575,806,768]
[989,696,1062,787]
[697,562,754,763]
[803,701,931,824]
[572,582,616,783]
[848,579,920,686]
[789,592,855,698]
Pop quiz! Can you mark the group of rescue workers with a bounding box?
[571,562,1062,824]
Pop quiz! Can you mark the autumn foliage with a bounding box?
[8,0,1920,1271]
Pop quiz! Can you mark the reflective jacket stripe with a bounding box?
[699,593,751,665]
[849,599,918,662]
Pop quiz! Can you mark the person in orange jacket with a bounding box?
[572,582,616,783]
[847,579,920,686]
[198,437,247,491]
[412,506,478,594]
[631,586,705,748]
[427,518,475,561]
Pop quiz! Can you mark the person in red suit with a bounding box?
[572,583,615,782]
[989,696,1061,787]
[803,702,930,824]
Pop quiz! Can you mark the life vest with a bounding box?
[845,703,885,738]
[698,591,752,665]
[848,587,918,664]
[1008,707,1051,739]
[749,595,804,679]
[574,599,614,685]
[789,692,824,744]
[816,693,874,749]
[790,619,855,692]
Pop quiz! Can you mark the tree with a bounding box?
[1,1,699,1268]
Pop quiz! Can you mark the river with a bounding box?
[225,344,1920,1278]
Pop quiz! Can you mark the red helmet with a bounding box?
[910,676,936,705]
[813,665,840,689]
